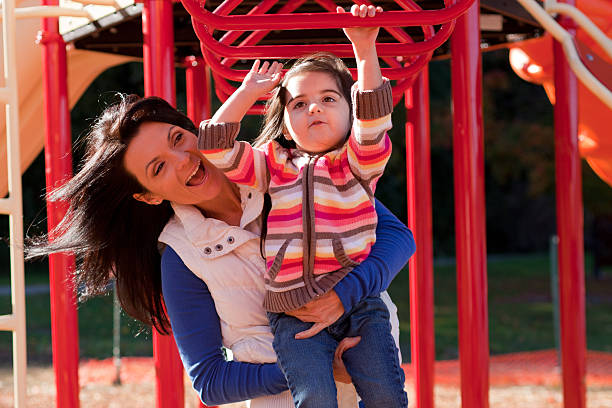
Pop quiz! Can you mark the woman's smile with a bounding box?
[186,160,207,187]
[124,122,227,206]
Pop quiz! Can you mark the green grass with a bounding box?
[387,253,612,361]
[0,266,152,365]
[1,253,611,365]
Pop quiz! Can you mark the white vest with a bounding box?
[159,187,401,407]
[159,187,278,364]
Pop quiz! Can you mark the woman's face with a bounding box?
[124,121,229,206]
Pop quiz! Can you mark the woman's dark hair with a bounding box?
[254,52,355,149]
[27,94,197,334]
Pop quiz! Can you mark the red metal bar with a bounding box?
[185,56,212,125]
[143,0,176,103]
[185,58,216,408]
[450,2,490,407]
[190,0,441,113]
[142,1,185,407]
[181,0,474,30]
[38,2,80,406]
[185,0,456,76]
[210,66,412,114]
[553,2,586,407]
[192,18,454,59]
[315,0,428,49]
[220,0,307,68]
[217,0,281,46]
[216,0,411,71]
[212,0,243,17]
[202,42,426,83]
[405,67,434,408]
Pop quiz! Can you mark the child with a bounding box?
[199,5,407,407]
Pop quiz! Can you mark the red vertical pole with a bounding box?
[553,3,586,408]
[405,67,435,408]
[185,56,212,124]
[185,56,215,408]
[142,1,185,407]
[450,2,490,407]
[39,1,80,407]
[143,0,176,101]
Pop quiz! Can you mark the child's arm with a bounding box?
[338,5,393,193]
[209,60,282,124]
[199,61,282,191]
[337,4,383,91]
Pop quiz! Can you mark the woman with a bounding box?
[28,94,415,406]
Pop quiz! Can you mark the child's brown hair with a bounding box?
[254,53,354,149]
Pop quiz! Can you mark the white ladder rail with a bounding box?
[0,2,134,406]
[0,6,93,20]
[0,0,27,406]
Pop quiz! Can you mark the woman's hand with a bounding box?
[286,290,345,339]
[333,336,361,383]
[239,60,283,98]
[336,5,383,55]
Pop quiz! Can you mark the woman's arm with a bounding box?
[333,199,415,312]
[161,246,287,406]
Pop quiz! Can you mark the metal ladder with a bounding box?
[0,0,27,406]
[0,2,103,406]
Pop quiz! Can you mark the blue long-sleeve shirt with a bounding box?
[161,200,415,406]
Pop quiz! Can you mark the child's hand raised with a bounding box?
[240,60,283,97]
[337,5,383,53]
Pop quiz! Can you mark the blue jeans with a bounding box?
[268,296,408,408]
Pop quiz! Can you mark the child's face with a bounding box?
[282,71,351,154]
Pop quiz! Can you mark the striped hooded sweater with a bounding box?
[199,79,393,313]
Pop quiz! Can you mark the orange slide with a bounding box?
[0,0,136,197]
[508,0,612,187]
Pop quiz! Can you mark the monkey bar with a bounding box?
[184,0,474,29]
[183,0,475,113]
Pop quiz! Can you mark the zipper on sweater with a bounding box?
[302,156,318,298]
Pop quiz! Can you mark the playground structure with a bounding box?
[508,0,612,187]
[0,0,610,408]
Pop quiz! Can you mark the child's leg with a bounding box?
[332,296,408,408]
[268,312,339,408]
